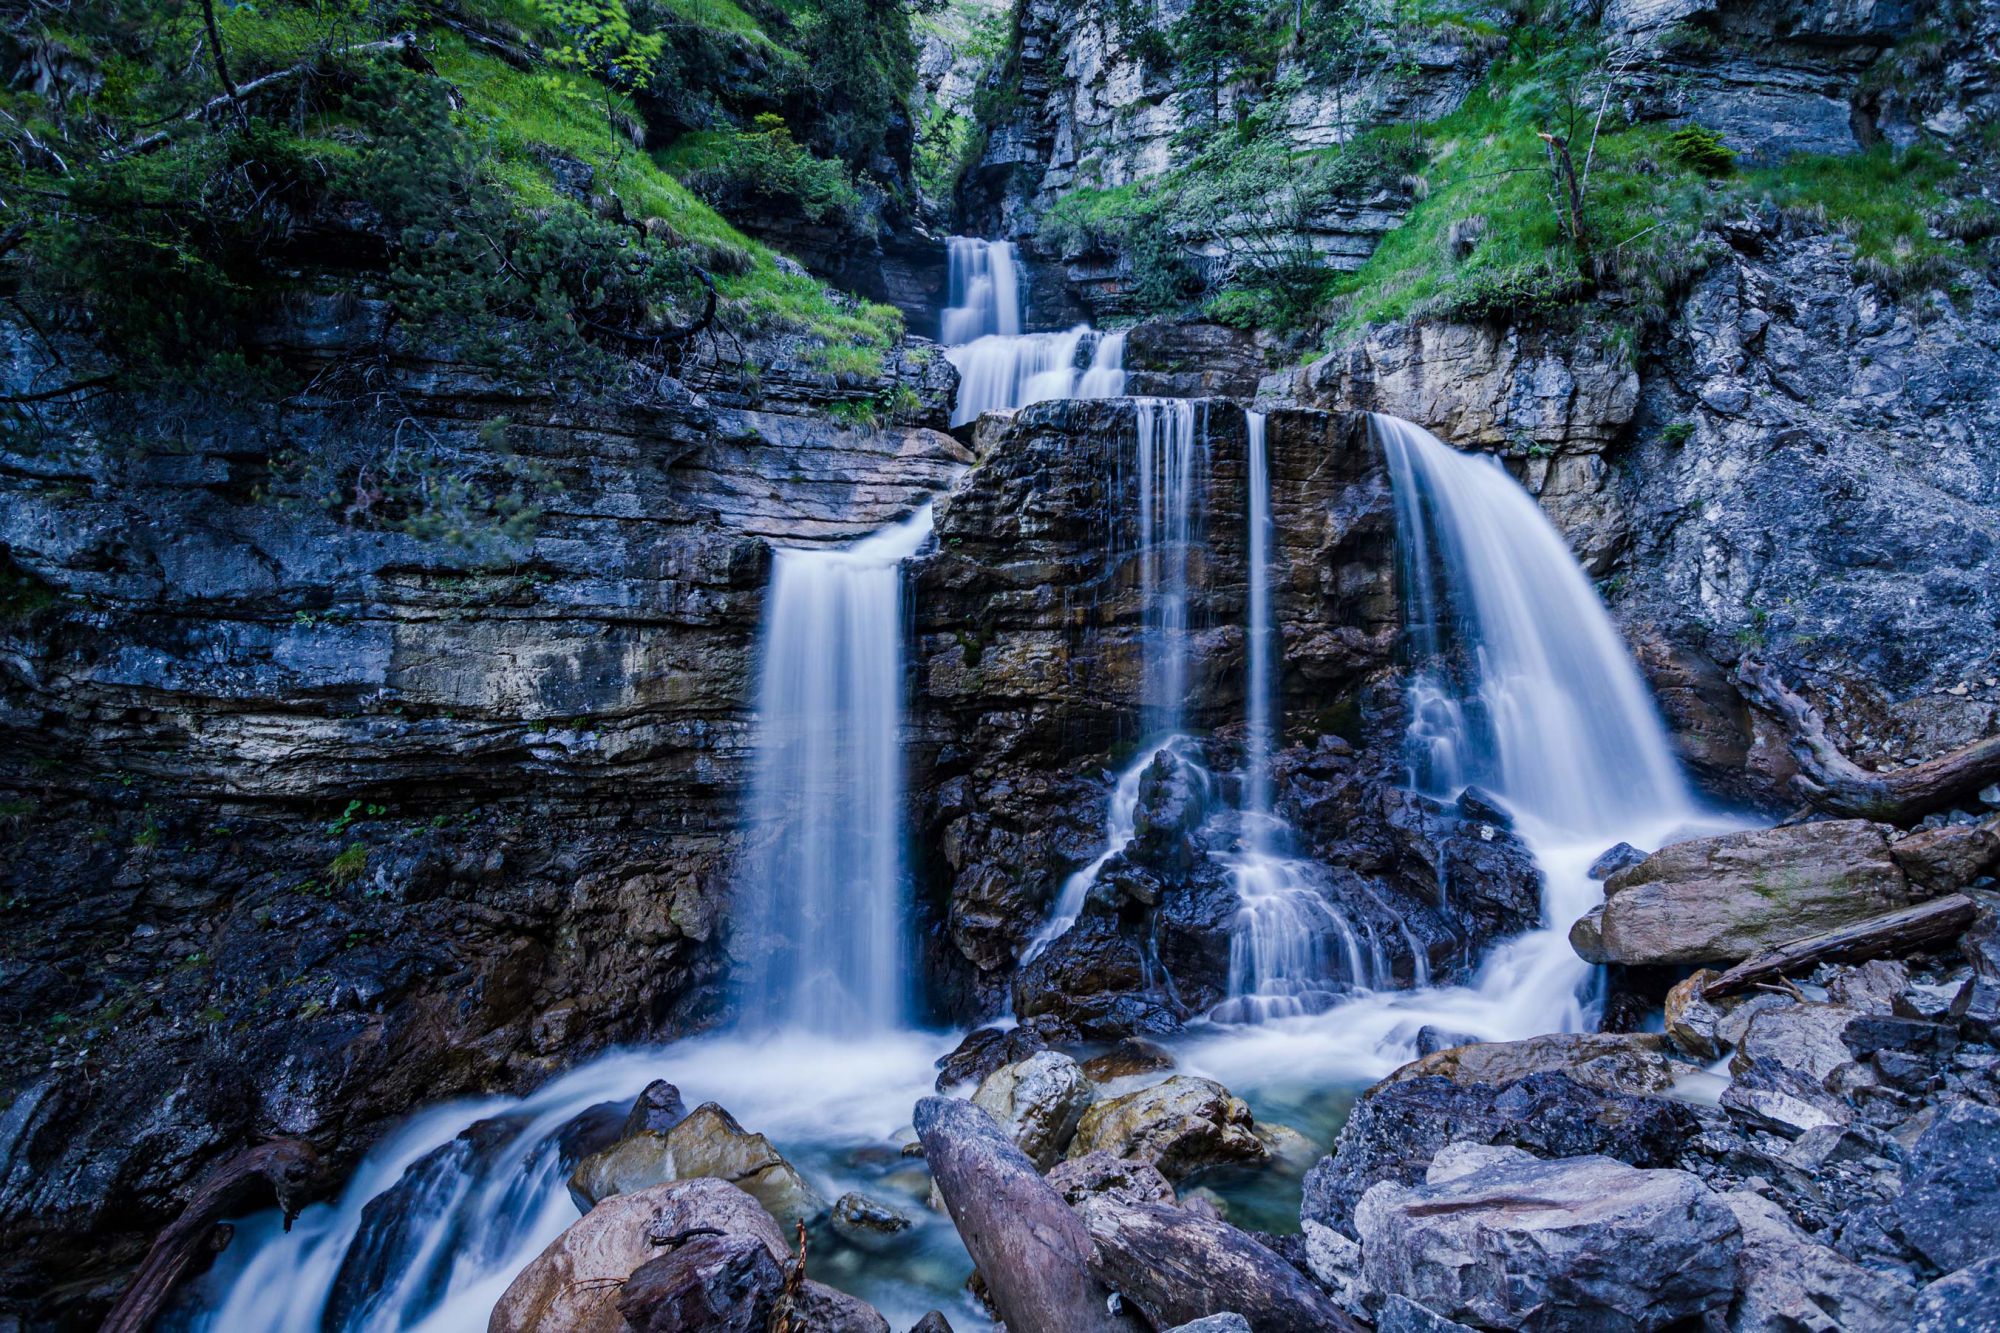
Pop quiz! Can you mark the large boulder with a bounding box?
[1354,1144,1742,1332]
[1302,1072,1701,1237]
[490,1178,788,1333]
[569,1101,826,1229]
[972,1051,1096,1168]
[1893,1101,2000,1276]
[615,1233,784,1333]
[1381,1032,1682,1095]
[1577,821,1915,966]
[1066,1076,1267,1181]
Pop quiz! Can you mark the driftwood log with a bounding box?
[100,1137,325,1333]
[912,1096,1141,1333]
[1703,894,1977,999]
[1075,1197,1366,1333]
[1736,659,2000,825]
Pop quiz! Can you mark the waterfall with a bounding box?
[1379,415,1690,833]
[1242,410,1275,829]
[1023,402,1205,959]
[940,236,1127,426]
[940,235,1020,342]
[1214,410,1378,1023]
[1135,398,1203,735]
[734,506,933,1034]
[1190,414,1727,1082]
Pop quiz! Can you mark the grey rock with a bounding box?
[1913,1255,2000,1333]
[1302,1072,1700,1238]
[1065,1076,1266,1181]
[829,1192,913,1252]
[1414,1026,1480,1057]
[570,1102,825,1229]
[1045,1150,1177,1208]
[1586,821,1913,966]
[617,1233,784,1333]
[1894,1101,2000,1274]
[1722,1190,1914,1332]
[1355,1147,1742,1332]
[1589,842,1649,881]
[972,1051,1096,1169]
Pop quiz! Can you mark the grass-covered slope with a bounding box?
[0,0,914,408]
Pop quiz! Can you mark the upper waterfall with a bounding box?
[734,506,934,1033]
[939,236,1127,426]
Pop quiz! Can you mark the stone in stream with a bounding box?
[1074,1196,1363,1333]
[1587,841,1647,881]
[1890,812,2000,893]
[1064,1075,1266,1181]
[1454,785,1511,828]
[1354,1144,1742,1332]
[829,1191,913,1251]
[568,1100,825,1228]
[1413,1025,1480,1057]
[622,1079,689,1134]
[1383,1030,1682,1095]
[908,1312,956,1333]
[1045,1150,1177,1207]
[912,1095,1142,1333]
[1576,820,1916,966]
[490,1178,787,1332]
[971,1050,1095,1168]
[1080,1037,1176,1082]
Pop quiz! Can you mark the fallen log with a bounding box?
[100,1138,325,1333]
[1736,658,2000,825]
[1074,1197,1365,1333]
[1703,894,1977,1000]
[912,1096,1141,1333]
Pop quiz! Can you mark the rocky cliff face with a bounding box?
[0,299,966,1299]
[1296,211,2000,804]
[909,399,1545,1040]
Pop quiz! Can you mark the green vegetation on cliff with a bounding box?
[0,0,929,543]
[1008,0,1996,345]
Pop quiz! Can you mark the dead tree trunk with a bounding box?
[100,1139,325,1333]
[1736,658,2000,825]
[1703,894,1977,1000]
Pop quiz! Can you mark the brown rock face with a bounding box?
[1583,820,1914,966]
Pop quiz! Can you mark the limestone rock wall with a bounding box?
[0,298,968,1292]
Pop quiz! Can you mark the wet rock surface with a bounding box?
[1354,1144,1743,1332]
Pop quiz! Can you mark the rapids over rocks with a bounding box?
[177,239,1760,1331]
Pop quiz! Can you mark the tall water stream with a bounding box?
[179,241,1727,1331]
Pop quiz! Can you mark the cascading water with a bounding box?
[734,506,933,1033]
[179,510,954,1331]
[1189,413,1732,1085]
[1214,411,1378,1023]
[939,236,1127,426]
[1024,400,1205,957]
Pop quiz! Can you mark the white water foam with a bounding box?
[734,507,933,1034]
